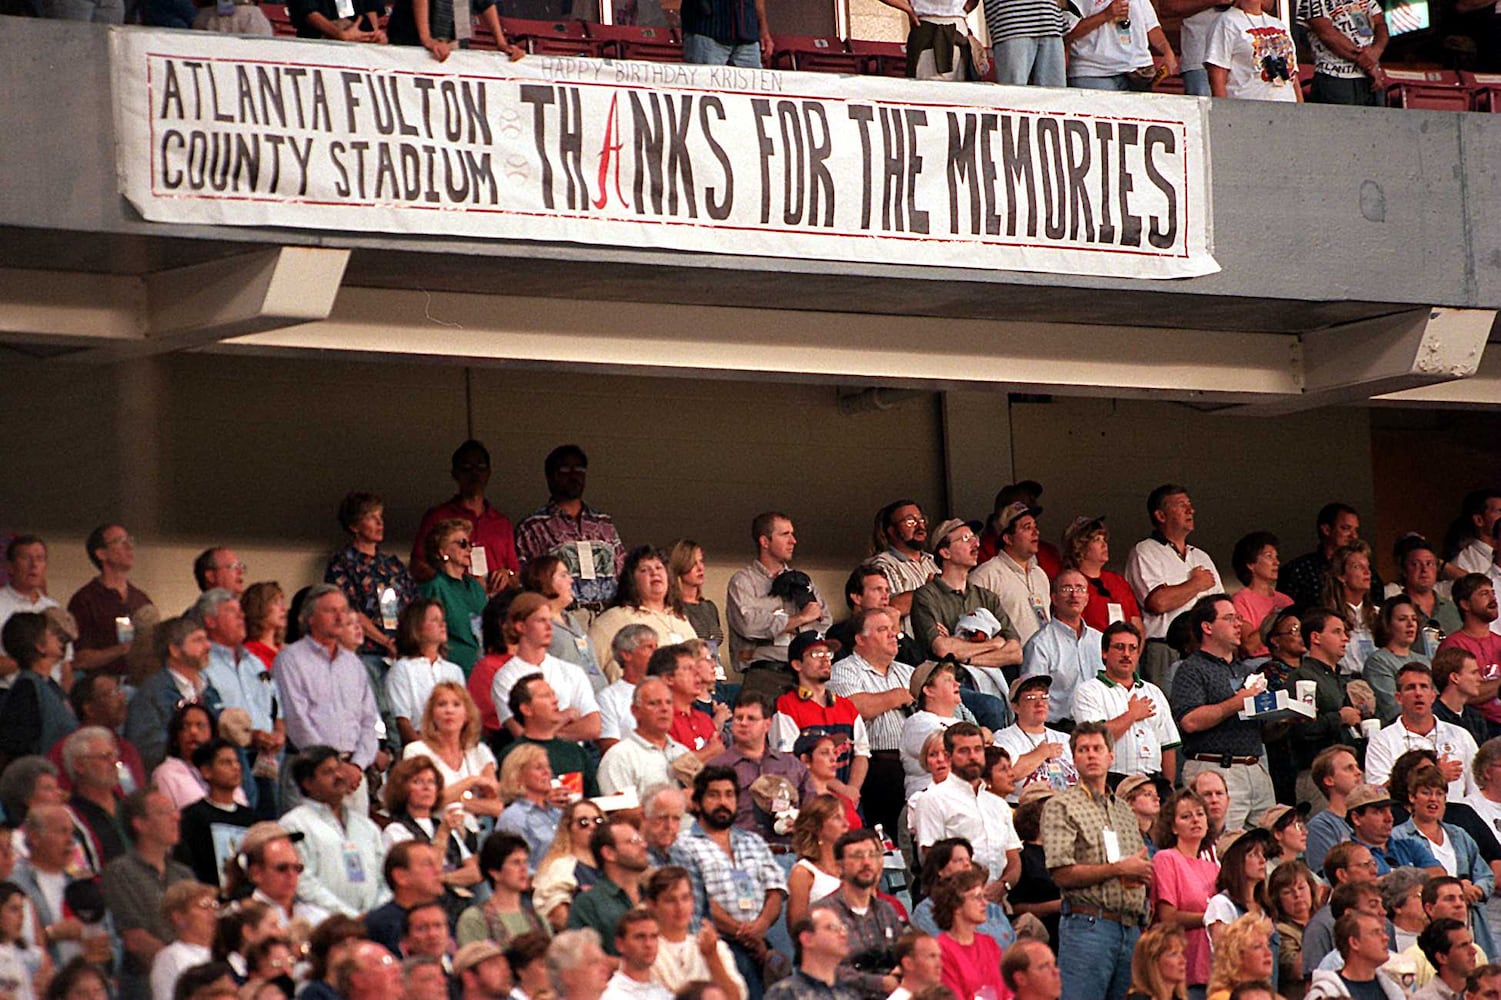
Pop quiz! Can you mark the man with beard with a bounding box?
[867,500,939,627]
[812,829,904,1000]
[514,444,625,611]
[912,722,1021,889]
[1440,575,1501,684]
[669,765,787,1000]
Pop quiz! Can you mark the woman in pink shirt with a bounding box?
[1151,790,1220,999]
[1231,532,1293,659]
[934,864,1010,1000]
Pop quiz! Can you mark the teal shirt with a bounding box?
[419,571,488,673]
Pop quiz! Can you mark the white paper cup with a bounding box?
[1295,680,1317,705]
[1360,719,1381,739]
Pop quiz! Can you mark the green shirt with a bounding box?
[418,571,488,672]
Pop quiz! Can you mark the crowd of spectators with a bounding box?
[1,442,1501,1000]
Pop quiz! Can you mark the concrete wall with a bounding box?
[2,352,1387,618]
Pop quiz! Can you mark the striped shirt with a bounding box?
[828,653,914,752]
[983,0,1065,44]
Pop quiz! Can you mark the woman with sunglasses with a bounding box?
[417,519,490,675]
[532,798,606,932]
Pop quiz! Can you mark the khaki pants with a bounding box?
[1181,757,1277,832]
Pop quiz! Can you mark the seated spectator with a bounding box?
[598,625,658,753]
[726,513,832,701]
[1128,923,1191,1000]
[1150,788,1218,996]
[404,681,502,826]
[363,840,446,954]
[771,635,868,795]
[126,616,224,775]
[379,756,482,908]
[1392,537,1461,652]
[1022,568,1105,724]
[519,556,606,693]
[1301,845,1381,977]
[1231,532,1295,659]
[909,836,1019,954]
[1204,828,1274,946]
[568,818,650,955]
[153,704,233,812]
[827,566,926,670]
[101,789,193,998]
[495,744,566,871]
[1206,914,1278,1000]
[410,440,520,592]
[1345,784,1442,876]
[386,599,465,749]
[911,519,1021,702]
[597,677,692,801]
[1413,917,1480,1000]
[61,727,128,871]
[793,733,862,832]
[1308,910,1403,997]
[0,612,76,764]
[590,548,696,684]
[930,866,1006,1000]
[1365,597,1432,724]
[994,675,1077,796]
[656,645,725,763]
[669,540,729,678]
[533,798,605,932]
[601,908,668,1000]
[174,738,255,888]
[1073,621,1179,783]
[416,519,490,674]
[1204,0,1301,101]
[280,746,389,917]
[1269,860,1321,993]
[1307,745,1364,874]
[1433,649,1490,750]
[785,795,847,931]
[66,524,154,678]
[708,691,814,852]
[1320,544,1380,675]
[1263,803,1311,873]
[490,593,602,742]
[240,580,288,671]
[149,881,218,1000]
[457,832,546,948]
[899,660,983,797]
[50,674,143,795]
[1063,516,1144,637]
[1299,0,1387,106]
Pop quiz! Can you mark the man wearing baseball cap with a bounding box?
[910,518,1021,704]
[971,501,1052,648]
[771,632,870,803]
[1346,783,1442,876]
[993,675,1077,800]
[454,940,512,1000]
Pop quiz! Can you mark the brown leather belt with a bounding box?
[1189,753,1260,766]
[1066,903,1145,927]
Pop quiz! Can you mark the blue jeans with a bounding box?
[992,36,1067,87]
[1181,67,1210,95]
[1069,73,1131,90]
[1059,910,1140,1000]
[683,33,763,67]
[961,689,1012,731]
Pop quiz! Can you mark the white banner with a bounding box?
[111,30,1217,279]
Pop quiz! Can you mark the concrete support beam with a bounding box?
[1373,346,1501,408]
[0,268,144,343]
[61,247,350,363]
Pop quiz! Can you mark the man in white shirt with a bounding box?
[599,625,658,753]
[1366,662,1478,800]
[912,722,1021,888]
[1022,569,1105,724]
[0,535,63,674]
[598,678,691,801]
[1124,484,1223,684]
[971,501,1052,648]
[1071,621,1179,781]
[601,910,670,1000]
[279,746,389,916]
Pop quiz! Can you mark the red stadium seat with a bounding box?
[769,35,863,74]
[1381,67,1469,111]
[585,23,682,62]
[261,3,297,36]
[1460,71,1501,112]
[498,17,600,56]
[848,38,907,77]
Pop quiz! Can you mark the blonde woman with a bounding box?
[403,681,501,821]
[785,794,849,929]
[1127,923,1189,1000]
[531,798,607,931]
[494,743,566,870]
[1206,914,1279,1000]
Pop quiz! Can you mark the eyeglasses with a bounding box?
[575,815,608,828]
[1017,693,1049,703]
[269,862,305,874]
[843,850,883,861]
[898,515,927,527]
[802,650,834,661]
[1349,859,1379,871]
[219,561,247,573]
[195,898,221,910]
[1057,585,1089,595]
[1106,642,1139,653]
[452,538,473,549]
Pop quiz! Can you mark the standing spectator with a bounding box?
[670,767,788,1000]
[274,586,382,813]
[1345,783,1441,875]
[909,837,1019,952]
[1306,911,1404,998]
[380,758,483,912]
[279,746,389,916]
[324,491,415,668]
[1231,533,1295,659]
[0,536,65,677]
[198,591,283,794]
[1269,860,1320,993]
[1434,650,1491,750]
[828,607,913,838]
[591,547,697,684]
[1172,595,1276,832]
[66,524,154,677]
[913,723,1022,887]
[887,931,943,1000]
[151,704,226,812]
[598,625,658,752]
[602,908,669,1000]
[1043,721,1152,1000]
[670,540,729,676]
[597,677,692,801]
[1289,609,1361,777]
[812,829,903,1000]
[771,635,868,796]
[1072,621,1180,783]
[174,738,255,888]
[514,444,626,612]
[1393,538,1462,652]
[726,513,831,700]
[0,613,77,762]
[220,822,328,932]
[1299,0,1388,105]
[1128,923,1191,1000]
[126,616,224,774]
[410,440,520,591]
[1412,917,1480,1000]
[899,660,983,798]
[192,548,248,599]
[490,593,602,742]
[1004,937,1064,1000]
[1305,745,1364,873]
[61,727,128,869]
[1206,914,1278,1000]
[794,733,862,832]
[1151,789,1219,997]
[385,599,465,748]
[101,789,193,999]
[532,798,606,932]
[417,520,490,675]
[931,865,1007,1000]
[971,501,1053,648]
[881,0,983,81]
[644,865,747,999]
[1064,516,1144,637]
[1022,569,1106,724]
[784,796,847,930]
[766,909,859,1000]
[569,819,651,955]
[1393,765,1495,956]
[468,592,515,743]
[1321,544,1380,676]
[1263,803,1311,873]
[641,786,688,867]
[454,940,515,1000]
[983,0,1067,86]
[910,518,1022,701]
[1121,774,1164,854]
[1158,0,1231,96]
[148,881,218,1000]
[1203,828,1274,944]
[827,566,927,669]
[679,0,773,67]
[500,675,597,797]
[1366,597,1432,724]
[1124,487,1221,684]
[867,500,939,629]
[14,805,110,968]
[1366,663,1477,800]
[1448,492,1501,578]
[658,645,724,762]
[405,681,503,827]
[1281,505,1378,613]
[994,675,1078,796]
[240,582,287,671]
